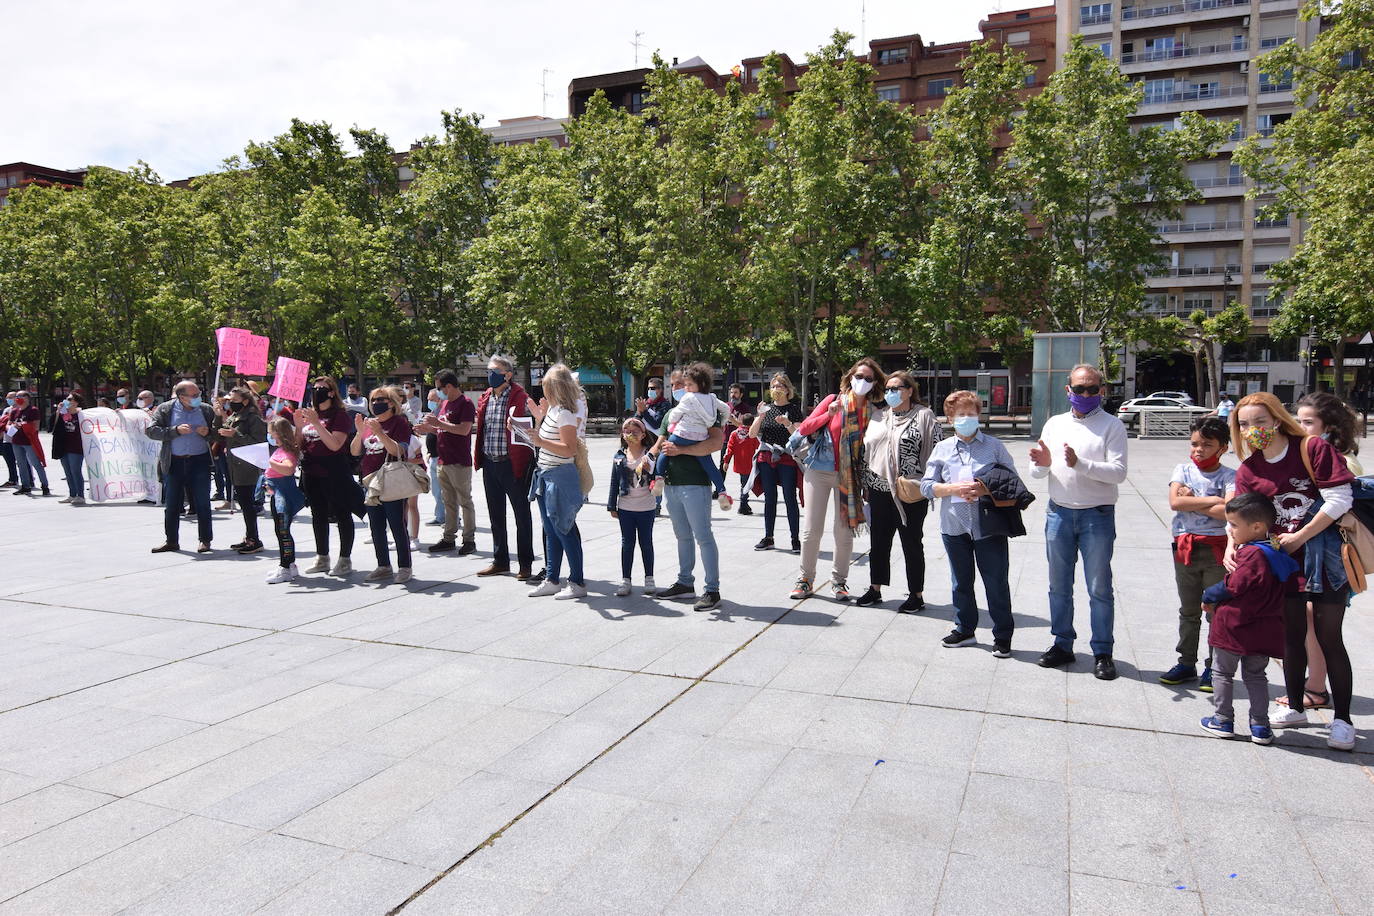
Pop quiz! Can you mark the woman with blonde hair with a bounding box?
[1227,391,1358,750]
[351,385,414,583]
[523,364,589,600]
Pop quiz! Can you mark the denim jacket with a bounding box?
[530,462,583,535]
[607,448,656,512]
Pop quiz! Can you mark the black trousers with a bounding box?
[234,484,259,541]
[482,457,535,568]
[303,472,356,559]
[868,489,927,594]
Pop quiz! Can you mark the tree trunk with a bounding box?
[1192,348,1206,408]
[1334,339,1348,399]
[1203,341,1221,409]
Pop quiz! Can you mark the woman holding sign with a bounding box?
[219,387,268,553]
[294,376,360,577]
[351,386,414,584]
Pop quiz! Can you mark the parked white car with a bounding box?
[1117,396,1210,432]
[1145,390,1194,405]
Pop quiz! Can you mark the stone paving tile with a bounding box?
[972,713,1069,783]
[1067,784,1195,889]
[1292,814,1374,916]
[951,772,1069,871]
[848,758,968,848]
[0,769,47,806]
[651,734,790,815]
[411,706,565,771]
[132,734,331,814]
[934,853,1069,915]
[1069,873,1204,916]
[254,851,435,916]
[0,783,116,847]
[201,745,397,830]
[402,874,546,916]
[798,828,947,916]
[741,746,879,829]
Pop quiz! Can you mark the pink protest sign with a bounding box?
[236,334,270,376]
[268,357,311,404]
[215,327,248,366]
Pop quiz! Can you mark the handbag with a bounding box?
[894,476,925,504]
[1296,435,1372,593]
[574,438,595,496]
[363,452,429,505]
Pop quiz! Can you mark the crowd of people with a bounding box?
[2,358,1363,751]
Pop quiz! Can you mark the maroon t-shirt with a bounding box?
[9,405,39,447]
[359,415,412,477]
[301,406,353,476]
[1233,435,1353,536]
[436,397,476,467]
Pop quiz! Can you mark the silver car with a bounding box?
[1117,396,1210,432]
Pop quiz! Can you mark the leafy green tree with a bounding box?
[1132,301,1250,407]
[1011,35,1231,337]
[1235,0,1374,398]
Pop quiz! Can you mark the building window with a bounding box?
[1142,78,1175,104]
[1024,73,1037,87]
[1095,41,1112,57]
[928,78,954,97]
[1080,3,1112,25]
[876,47,908,65]
[1251,290,1283,318]
[1192,80,1219,100]
[1260,36,1292,50]
[1007,30,1031,45]
[628,90,647,113]
[1259,70,1293,93]
[876,85,901,103]
[748,65,764,82]
[1183,296,1216,313]
[1256,112,1291,137]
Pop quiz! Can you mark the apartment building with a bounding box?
[1057,0,1318,402]
[0,162,87,207]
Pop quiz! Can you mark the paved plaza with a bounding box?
[0,434,1371,915]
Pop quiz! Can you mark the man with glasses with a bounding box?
[473,355,536,579]
[1028,364,1128,680]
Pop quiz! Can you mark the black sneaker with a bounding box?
[738,504,753,516]
[942,630,976,648]
[992,640,1012,659]
[229,539,250,552]
[40,487,51,497]
[237,540,263,554]
[754,537,775,551]
[693,591,721,612]
[791,537,801,552]
[897,595,925,614]
[1038,645,1075,668]
[657,581,695,599]
[428,539,456,553]
[458,542,477,556]
[855,586,883,606]
[12,487,31,496]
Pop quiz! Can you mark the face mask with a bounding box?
[647,390,661,400]
[61,399,71,411]
[116,396,127,406]
[138,399,151,408]
[371,400,390,415]
[851,378,874,397]
[4,399,13,408]
[428,398,441,409]
[884,390,903,408]
[488,370,507,389]
[312,388,331,404]
[227,401,244,413]
[188,396,202,409]
[1067,392,1101,415]
[954,416,981,437]
[267,434,278,447]
[1244,425,1276,451]
[672,388,686,402]
[1192,452,1221,472]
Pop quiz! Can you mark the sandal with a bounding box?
[1276,689,1330,710]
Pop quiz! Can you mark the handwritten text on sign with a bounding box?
[236,334,271,376]
[268,357,311,404]
[80,407,161,503]
[215,327,249,366]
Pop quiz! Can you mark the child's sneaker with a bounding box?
[615,578,632,597]
[642,576,657,596]
[1250,724,1275,746]
[1198,665,1213,693]
[716,492,734,511]
[1158,663,1197,685]
[1270,705,1309,728]
[266,564,298,585]
[1199,715,1236,739]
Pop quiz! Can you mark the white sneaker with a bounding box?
[330,557,353,576]
[643,576,656,596]
[305,555,330,574]
[365,566,393,582]
[409,538,420,551]
[528,580,561,597]
[555,582,588,600]
[1328,719,1357,751]
[1270,705,1310,728]
[266,564,298,584]
[615,578,631,597]
[395,567,413,584]
[70,497,85,506]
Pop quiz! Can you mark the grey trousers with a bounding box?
[1211,647,1271,727]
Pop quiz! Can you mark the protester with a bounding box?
[219,386,268,554]
[722,413,758,516]
[0,392,18,488]
[524,364,589,600]
[1278,392,1364,713]
[420,370,478,555]
[129,390,158,505]
[6,391,50,497]
[787,359,887,600]
[1028,364,1128,679]
[51,392,85,505]
[1215,394,1235,420]
[210,394,232,508]
[423,388,445,528]
[146,380,216,552]
[1159,417,1234,690]
[343,382,368,418]
[634,378,672,435]
[474,355,537,579]
[608,417,657,597]
[352,386,414,583]
[1198,493,1293,745]
[1229,392,1357,751]
[402,383,423,422]
[263,416,306,584]
[748,372,803,552]
[653,362,732,509]
[293,376,359,577]
[655,364,725,611]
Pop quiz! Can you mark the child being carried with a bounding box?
[654,363,734,510]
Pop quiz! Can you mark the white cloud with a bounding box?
[3,0,992,180]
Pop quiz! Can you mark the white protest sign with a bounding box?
[80,408,162,503]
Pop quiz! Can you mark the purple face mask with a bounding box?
[1067,392,1102,415]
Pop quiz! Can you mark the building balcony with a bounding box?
[1122,0,1252,31]
[1078,14,1114,34]
[1122,41,1250,75]
[1158,219,1246,243]
[1192,174,1247,198]
[1257,85,1294,106]
[1147,263,1244,288]
[1259,0,1301,11]
[1138,85,1248,115]
[1253,218,1291,240]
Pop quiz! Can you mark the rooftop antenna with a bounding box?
[860,1,866,48]
[631,30,645,66]
[541,68,554,117]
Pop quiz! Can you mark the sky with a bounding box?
[5,0,998,182]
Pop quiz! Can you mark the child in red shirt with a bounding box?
[723,414,759,516]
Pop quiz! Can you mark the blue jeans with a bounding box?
[0,441,16,481]
[164,454,212,545]
[14,444,48,490]
[534,465,584,586]
[60,453,84,500]
[428,457,444,524]
[618,508,655,578]
[212,453,229,499]
[367,499,411,569]
[756,460,799,540]
[666,484,719,593]
[943,533,1014,642]
[1045,501,1117,656]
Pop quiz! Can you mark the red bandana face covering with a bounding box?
[1192,453,1221,472]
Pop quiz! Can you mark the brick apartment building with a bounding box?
[0,162,87,207]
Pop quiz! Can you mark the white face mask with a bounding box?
[850,378,873,397]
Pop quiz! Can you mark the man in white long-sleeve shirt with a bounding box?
[1028,364,1128,680]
